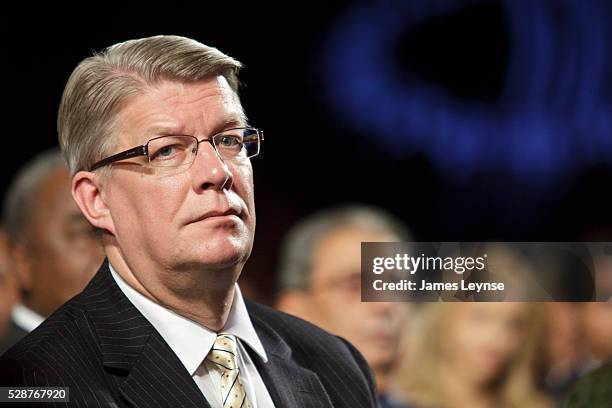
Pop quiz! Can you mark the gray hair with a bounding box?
[57,35,243,176]
[277,205,411,292]
[2,148,67,242]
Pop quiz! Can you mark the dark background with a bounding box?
[3,1,612,300]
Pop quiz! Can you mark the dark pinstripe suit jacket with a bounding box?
[0,261,379,407]
[0,320,28,355]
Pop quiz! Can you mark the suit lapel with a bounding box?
[247,305,334,408]
[82,260,210,408]
[118,334,211,408]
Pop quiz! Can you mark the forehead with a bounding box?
[310,225,398,282]
[114,76,244,146]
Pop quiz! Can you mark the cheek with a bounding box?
[449,320,487,361]
[321,296,360,331]
[110,175,189,231]
[231,163,256,221]
[309,294,341,322]
[233,161,254,194]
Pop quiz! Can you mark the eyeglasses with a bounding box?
[89,127,263,172]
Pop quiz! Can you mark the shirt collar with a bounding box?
[12,303,45,332]
[109,262,267,375]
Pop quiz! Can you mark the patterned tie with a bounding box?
[206,334,253,408]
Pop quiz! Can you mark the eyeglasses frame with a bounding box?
[88,127,264,172]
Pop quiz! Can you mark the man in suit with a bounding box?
[0,149,104,355]
[275,205,412,408]
[0,35,379,407]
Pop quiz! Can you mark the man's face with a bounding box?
[25,168,104,317]
[303,226,409,373]
[101,77,256,275]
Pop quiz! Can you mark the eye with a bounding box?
[158,146,176,157]
[151,144,181,160]
[218,135,242,147]
[146,136,196,167]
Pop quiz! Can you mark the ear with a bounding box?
[8,241,32,292]
[72,171,116,235]
[275,289,311,320]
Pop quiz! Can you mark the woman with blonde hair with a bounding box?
[396,303,552,408]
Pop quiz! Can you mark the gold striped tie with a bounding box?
[206,334,253,408]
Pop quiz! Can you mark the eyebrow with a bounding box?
[145,113,249,139]
[213,113,249,132]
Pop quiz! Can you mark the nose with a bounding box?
[191,140,233,192]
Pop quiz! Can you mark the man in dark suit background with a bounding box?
[275,205,412,408]
[0,149,103,355]
[0,35,379,407]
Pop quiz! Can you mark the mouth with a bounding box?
[189,208,242,224]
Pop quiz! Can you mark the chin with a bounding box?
[192,238,251,268]
[171,224,252,266]
[204,253,245,269]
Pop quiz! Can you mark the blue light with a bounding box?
[322,0,612,183]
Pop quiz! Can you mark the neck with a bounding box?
[105,244,238,331]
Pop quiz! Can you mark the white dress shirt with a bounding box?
[11,303,45,333]
[109,264,276,408]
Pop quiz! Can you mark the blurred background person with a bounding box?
[543,303,586,403]
[581,302,612,367]
[579,251,612,370]
[0,149,104,353]
[543,302,612,404]
[397,303,551,408]
[275,205,412,408]
[0,227,20,354]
